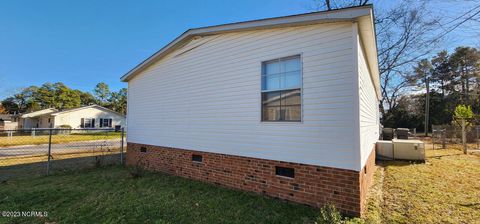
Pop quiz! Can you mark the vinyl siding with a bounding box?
[127,22,360,170]
[358,33,380,169]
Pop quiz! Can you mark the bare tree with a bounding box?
[311,0,369,11]
[375,1,442,116]
[311,0,480,121]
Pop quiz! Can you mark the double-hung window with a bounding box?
[261,55,302,121]
[100,118,112,128]
[81,118,95,128]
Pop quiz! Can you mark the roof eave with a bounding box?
[120,5,373,82]
[357,8,382,100]
[50,105,126,117]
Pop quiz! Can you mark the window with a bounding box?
[80,118,95,128]
[261,55,302,121]
[192,154,203,162]
[100,118,112,128]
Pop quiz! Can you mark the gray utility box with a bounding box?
[376,140,394,160]
[376,139,425,161]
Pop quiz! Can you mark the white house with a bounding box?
[19,105,126,129]
[122,6,380,216]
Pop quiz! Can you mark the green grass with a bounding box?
[4,138,478,223]
[366,141,480,224]
[0,166,318,224]
[0,132,121,147]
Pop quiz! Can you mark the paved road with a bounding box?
[0,139,125,157]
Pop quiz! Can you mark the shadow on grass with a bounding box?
[429,154,463,159]
[376,160,424,168]
[458,202,480,208]
[0,154,122,182]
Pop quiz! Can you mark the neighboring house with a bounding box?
[19,105,126,129]
[19,108,58,129]
[0,114,18,130]
[122,6,380,217]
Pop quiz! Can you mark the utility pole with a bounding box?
[425,78,430,137]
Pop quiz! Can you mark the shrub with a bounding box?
[453,105,474,120]
[130,153,149,178]
[315,204,365,224]
[58,125,72,129]
[56,125,73,135]
[316,204,344,224]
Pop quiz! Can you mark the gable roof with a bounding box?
[50,104,125,117]
[21,108,58,118]
[120,5,380,98]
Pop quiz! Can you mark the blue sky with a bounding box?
[0,0,478,99]
[0,0,311,98]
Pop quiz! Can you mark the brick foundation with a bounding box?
[126,142,376,216]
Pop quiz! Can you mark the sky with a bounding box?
[0,0,478,99]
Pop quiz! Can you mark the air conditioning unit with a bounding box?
[392,139,425,161]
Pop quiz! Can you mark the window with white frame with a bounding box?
[261,55,302,121]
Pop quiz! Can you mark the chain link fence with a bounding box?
[431,125,480,150]
[0,128,125,180]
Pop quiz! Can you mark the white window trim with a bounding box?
[83,118,95,128]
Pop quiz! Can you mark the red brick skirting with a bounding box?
[126,142,376,217]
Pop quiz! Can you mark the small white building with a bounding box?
[19,105,126,129]
[122,6,380,216]
[0,114,18,130]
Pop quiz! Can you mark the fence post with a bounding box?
[442,129,446,149]
[476,126,479,150]
[432,130,435,150]
[46,129,52,175]
[120,127,124,165]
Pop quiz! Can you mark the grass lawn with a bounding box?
[0,166,318,224]
[3,138,479,223]
[365,140,480,224]
[0,132,122,147]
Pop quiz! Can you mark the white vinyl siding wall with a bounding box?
[127,22,360,170]
[357,31,380,169]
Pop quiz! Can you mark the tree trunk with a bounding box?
[441,80,445,98]
[462,119,467,154]
[325,0,331,10]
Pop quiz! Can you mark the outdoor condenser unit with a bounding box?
[382,128,394,140]
[396,128,410,139]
